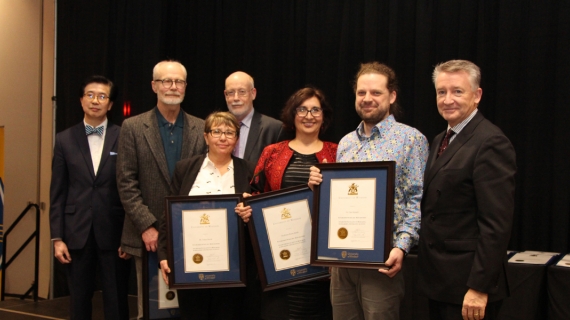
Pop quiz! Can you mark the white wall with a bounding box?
[0,0,55,299]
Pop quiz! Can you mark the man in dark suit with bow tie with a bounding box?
[50,75,129,319]
[417,60,517,320]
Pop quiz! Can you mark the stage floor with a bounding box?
[0,292,138,319]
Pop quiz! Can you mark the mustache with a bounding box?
[360,100,378,106]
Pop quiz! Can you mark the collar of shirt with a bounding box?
[155,107,184,129]
[447,108,478,135]
[202,154,235,172]
[355,114,395,139]
[83,118,107,175]
[240,108,255,129]
[83,118,108,138]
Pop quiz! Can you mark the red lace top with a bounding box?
[250,140,338,193]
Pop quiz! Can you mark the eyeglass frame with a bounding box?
[207,129,239,139]
[83,92,109,102]
[154,79,187,89]
[295,106,323,117]
[224,88,253,97]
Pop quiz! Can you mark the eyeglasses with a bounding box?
[224,89,251,97]
[154,79,187,89]
[208,129,238,139]
[83,92,109,102]
[296,107,322,117]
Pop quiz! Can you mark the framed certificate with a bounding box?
[143,251,180,319]
[246,185,330,291]
[310,161,395,269]
[165,194,246,289]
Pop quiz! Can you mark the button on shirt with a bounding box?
[85,118,107,175]
[156,107,184,177]
[189,155,236,195]
[336,114,429,252]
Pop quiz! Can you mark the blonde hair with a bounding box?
[204,112,240,135]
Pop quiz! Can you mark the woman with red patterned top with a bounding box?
[239,87,337,319]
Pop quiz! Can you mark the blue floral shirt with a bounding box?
[337,115,428,252]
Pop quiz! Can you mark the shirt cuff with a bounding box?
[394,233,412,253]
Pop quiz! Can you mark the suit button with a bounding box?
[428,242,433,248]
[430,215,436,221]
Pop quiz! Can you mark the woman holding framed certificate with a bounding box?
[247,87,337,319]
[157,111,255,320]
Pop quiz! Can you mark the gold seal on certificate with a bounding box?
[280,250,291,260]
[200,213,210,224]
[348,183,359,195]
[281,208,291,219]
[165,291,176,300]
[338,227,348,239]
[192,253,203,264]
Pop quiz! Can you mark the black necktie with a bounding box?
[437,129,455,157]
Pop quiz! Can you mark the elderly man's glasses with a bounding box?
[296,107,322,117]
[224,89,251,97]
[155,79,187,89]
[83,92,109,102]
[208,129,238,139]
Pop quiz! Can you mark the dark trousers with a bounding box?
[66,231,130,320]
[428,299,503,320]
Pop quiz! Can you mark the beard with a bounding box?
[355,104,389,125]
[159,94,184,105]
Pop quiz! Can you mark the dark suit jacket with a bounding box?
[417,111,517,304]
[157,154,255,261]
[117,108,206,257]
[243,111,284,163]
[50,122,124,250]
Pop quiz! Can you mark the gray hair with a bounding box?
[432,60,481,91]
[152,60,187,80]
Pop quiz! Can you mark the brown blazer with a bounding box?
[117,108,206,257]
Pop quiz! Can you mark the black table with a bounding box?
[499,263,548,320]
[547,263,570,320]
[400,255,549,320]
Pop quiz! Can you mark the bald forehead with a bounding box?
[225,71,254,89]
[153,61,187,79]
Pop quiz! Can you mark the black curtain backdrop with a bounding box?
[56,0,570,253]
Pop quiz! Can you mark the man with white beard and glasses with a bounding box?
[117,60,206,318]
